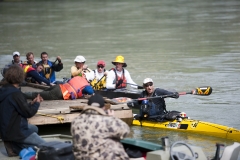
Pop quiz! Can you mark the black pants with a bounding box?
[32,85,63,100]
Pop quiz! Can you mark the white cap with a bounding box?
[143,78,153,84]
[13,51,20,56]
[74,55,86,63]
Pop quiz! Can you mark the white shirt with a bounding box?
[89,69,108,81]
[106,68,137,89]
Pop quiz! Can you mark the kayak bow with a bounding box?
[132,118,240,142]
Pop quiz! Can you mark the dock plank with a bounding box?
[19,85,133,126]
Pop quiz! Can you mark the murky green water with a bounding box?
[1,0,240,158]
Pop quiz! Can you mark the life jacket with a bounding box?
[90,69,106,90]
[140,99,157,117]
[21,64,36,82]
[43,64,52,80]
[21,64,35,73]
[71,67,92,78]
[140,89,167,117]
[22,61,37,69]
[59,76,89,100]
[113,69,127,89]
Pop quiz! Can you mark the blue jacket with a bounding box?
[0,84,40,141]
[39,60,63,83]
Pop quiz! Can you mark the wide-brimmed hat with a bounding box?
[143,78,153,84]
[112,55,127,67]
[74,55,86,63]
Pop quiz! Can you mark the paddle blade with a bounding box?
[192,86,212,95]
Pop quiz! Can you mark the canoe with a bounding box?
[1,134,239,160]
[95,89,141,99]
[132,117,240,142]
[0,134,73,160]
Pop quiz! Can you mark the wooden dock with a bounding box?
[20,85,133,126]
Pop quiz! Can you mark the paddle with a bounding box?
[133,86,212,101]
[93,68,113,89]
[110,86,212,104]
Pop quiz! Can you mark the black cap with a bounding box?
[87,94,105,108]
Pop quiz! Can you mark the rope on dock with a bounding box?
[37,112,64,123]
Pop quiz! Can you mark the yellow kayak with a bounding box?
[132,118,240,142]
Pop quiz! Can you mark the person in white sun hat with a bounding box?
[70,55,93,81]
[128,78,179,120]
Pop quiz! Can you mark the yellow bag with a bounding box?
[90,76,106,90]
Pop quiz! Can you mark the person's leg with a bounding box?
[12,133,46,154]
[11,124,45,154]
[32,85,62,100]
[28,124,38,133]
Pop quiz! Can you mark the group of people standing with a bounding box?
[0,51,180,159]
[1,51,63,86]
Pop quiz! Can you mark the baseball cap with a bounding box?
[97,60,105,67]
[13,51,20,56]
[74,55,86,63]
[87,94,105,108]
[82,86,94,95]
[143,78,153,84]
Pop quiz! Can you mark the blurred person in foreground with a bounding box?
[0,65,45,156]
[71,94,130,160]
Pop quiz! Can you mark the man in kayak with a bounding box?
[24,76,94,100]
[38,52,63,84]
[127,78,179,120]
[106,55,143,90]
[71,94,130,160]
[0,65,46,156]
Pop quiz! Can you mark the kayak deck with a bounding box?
[132,118,240,142]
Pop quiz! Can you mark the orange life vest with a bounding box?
[114,69,127,89]
[59,76,89,100]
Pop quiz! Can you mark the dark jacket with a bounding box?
[0,84,40,141]
[139,88,176,116]
[39,60,63,83]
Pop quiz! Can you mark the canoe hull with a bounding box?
[132,118,240,142]
[95,90,140,99]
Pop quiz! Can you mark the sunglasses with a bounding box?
[144,82,153,87]
[97,65,104,69]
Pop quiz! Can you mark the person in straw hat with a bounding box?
[106,55,143,90]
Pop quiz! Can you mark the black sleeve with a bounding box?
[12,92,40,118]
[51,61,63,72]
[27,70,51,86]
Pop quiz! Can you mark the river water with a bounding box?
[0,0,240,158]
